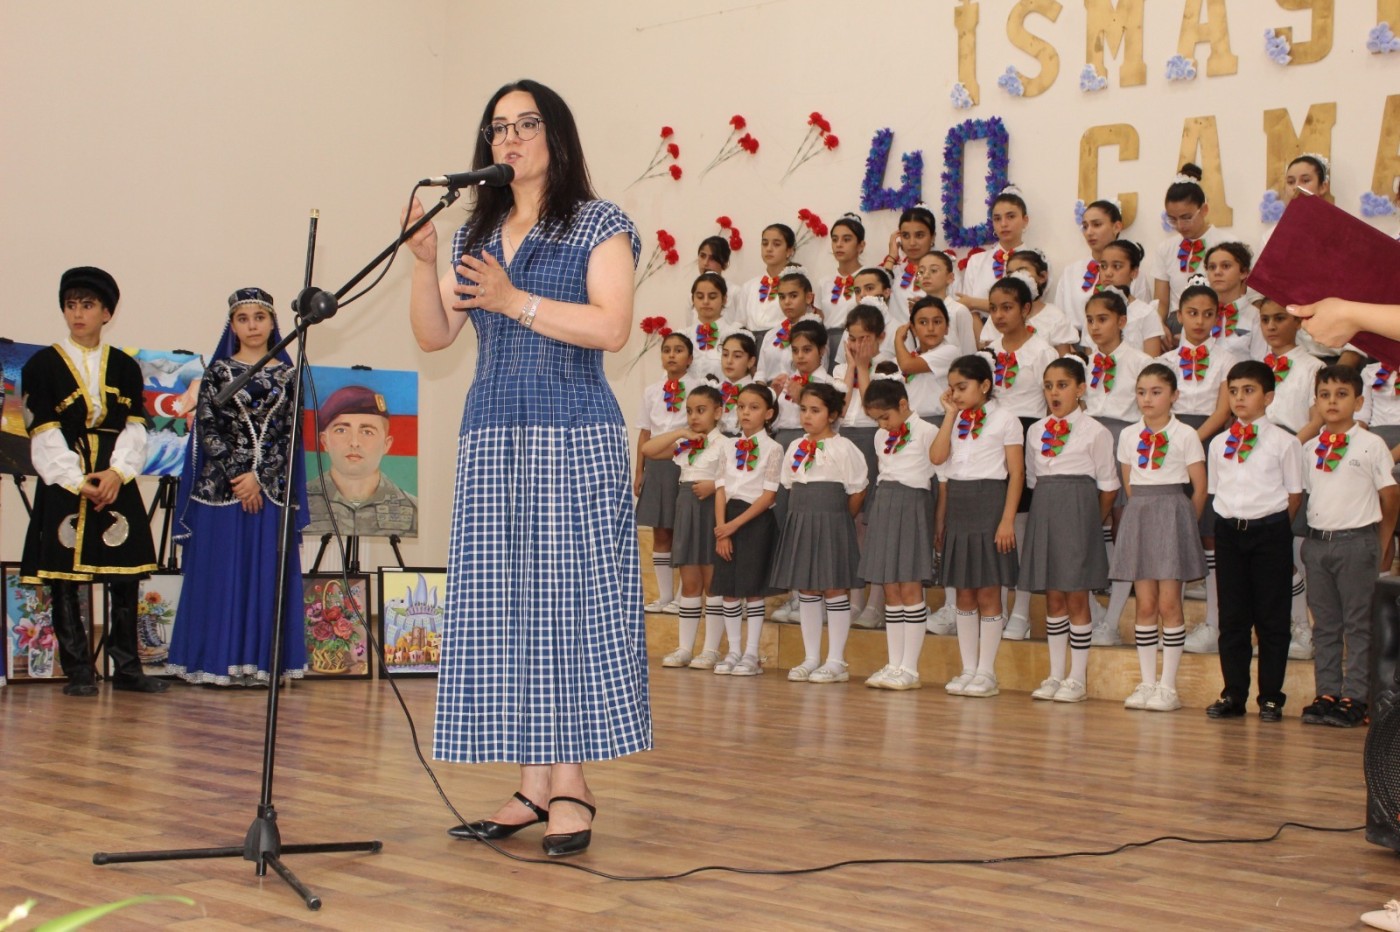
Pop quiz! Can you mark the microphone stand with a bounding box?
[94,186,463,910]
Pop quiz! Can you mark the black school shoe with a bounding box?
[1323,697,1369,728]
[1259,700,1284,722]
[1300,695,1337,725]
[1206,695,1248,719]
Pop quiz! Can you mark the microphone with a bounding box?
[419,164,515,188]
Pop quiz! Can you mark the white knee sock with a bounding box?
[1046,614,1070,681]
[977,615,1003,675]
[955,608,979,671]
[1160,625,1186,689]
[722,599,743,654]
[1203,549,1218,630]
[1135,625,1158,684]
[903,604,928,672]
[744,599,765,657]
[653,552,674,605]
[702,595,725,653]
[866,586,886,615]
[677,595,702,651]
[797,593,824,664]
[1010,588,1031,622]
[885,605,904,666]
[1069,622,1092,683]
[1104,580,1133,630]
[1290,560,1307,625]
[943,587,957,613]
[825,595,852,664]
[850,584,868,616]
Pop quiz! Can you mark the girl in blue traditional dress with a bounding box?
[168,288,308,686]
[405,79,647,858]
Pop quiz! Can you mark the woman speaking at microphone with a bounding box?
[404,79,648,858]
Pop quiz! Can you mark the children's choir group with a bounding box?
[635,157,1400,727]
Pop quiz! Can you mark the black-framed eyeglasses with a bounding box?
[482,117,544,146]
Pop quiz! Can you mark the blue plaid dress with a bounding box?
[433,199,652,764]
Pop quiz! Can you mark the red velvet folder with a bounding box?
[1250,193,1400,367]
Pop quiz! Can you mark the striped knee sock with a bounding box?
[885,605,905,666]
[722,599,743,654]
[825,595,852,664]
[903,604,928,672]
[797,593,824,664]
[1069,622,1092,683]
[1160,625,1186,689]
[1046,615,1070,681]
[652,552,674,605]
[702,595,725,653]
[1135,625,1159,684]
[744,599,765,657]
[677,596,702,652]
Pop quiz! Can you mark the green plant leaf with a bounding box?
[33,895,196,932]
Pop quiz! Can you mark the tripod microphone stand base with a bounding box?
[93,804,381,911]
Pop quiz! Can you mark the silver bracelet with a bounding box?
[518,292,542,330]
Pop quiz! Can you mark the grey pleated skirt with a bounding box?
[1019,475,1110,593]
[770,427,805,530]
[768,481,863,591]
[1110,484,1208,582]
[858,481,935,585]
[842,426,879,515]
[711,497,779,598]
[636,456,680,529]
[942,478,1019,590]
[671,481,716,565]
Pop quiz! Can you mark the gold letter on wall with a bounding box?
[1177,0,1239,77]
[1272,0,1334,65]
[1263,103,1336,202]
[1375,94,1400,198]
[1382,0,1400,30]
[1179,116,1233,226]
[955,1,981,106]
[1007,0,1064,97]
[1084,0,1147,87]
[1079,124,1141,228]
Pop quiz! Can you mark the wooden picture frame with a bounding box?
[376,567,446,678]
[2,562,94,683]
[301,572,372,680]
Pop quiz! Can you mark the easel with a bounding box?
[309,532,405,573]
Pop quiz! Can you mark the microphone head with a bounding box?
[485,163,515,187]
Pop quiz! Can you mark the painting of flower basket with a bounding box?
[377,567,445,677]
[301,573,371,680]
[3,563,93,682]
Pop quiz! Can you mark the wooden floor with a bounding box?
[1,656,1397,930]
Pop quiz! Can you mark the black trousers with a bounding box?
[1213,512,1292,706]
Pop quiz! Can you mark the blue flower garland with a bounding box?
[860,128,924,213]
[940,117,1010,249]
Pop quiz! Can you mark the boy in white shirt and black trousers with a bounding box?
[1300,365,1400,727]
[1206,360,1305,722]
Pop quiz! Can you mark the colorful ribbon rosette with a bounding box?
[994,351,1019,389]
[734,436,759,471]
[1136,428,1169,469]
[1090,352,1116,392]
[992,248,1009,280]
[1374,365,1396,394]
[1222,420,1257,464]
[720,380,741,411]
[662,378,686,412]
[758,275,780,302]
[696,322,719,352]
[791,437,822,472]
[1263,353,1291,383]
[1177,344,1209,381]
[1314,431,1348,472]
[1177,237,1204,273]
[1039,417,1071,457]
[676,435,707,464]
[899,261,918,291]
[1081,259,1100,292]
[956,407,986,440]
[883,422,911,455]
[1212,301,1240,339]
[771,318,792,349]
[830,275,855,304]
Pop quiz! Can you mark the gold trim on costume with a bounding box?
[30,421,62,435]
[54,389,83,414]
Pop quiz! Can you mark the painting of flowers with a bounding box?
[301,573,371,679]
[3,564,93,682]
[134,574,183,676]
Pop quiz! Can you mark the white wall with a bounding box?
[4,0,1397,567]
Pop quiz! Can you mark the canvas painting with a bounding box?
[3,563,93,682]
[301,573,371,679]
[134,573,184,676]
[302,366,419,538]
[377,568,445,677]
[0,339,44,475]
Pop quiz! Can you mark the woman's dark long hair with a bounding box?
[461,79,597,254]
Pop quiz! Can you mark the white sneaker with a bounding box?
[1289,617,1315,660]
[1030,676,1062,701]
[1052,678,1088,703]
[688,649,722,670]
[643,600,666,614]
[808,661,850,684]
[1002,615,1031,640]
[662,647,693,668]
[1184,579,1207,601]
[712,651,741,675]
[853,605,885,629]
[886,668,924,690]
[730,653,763,676]
[1183,623,1219,654]
[1145,683,1182,712]
[926,603,957,636]
[1360,899,1400,931]
[1123,681,1156,710]
[662,600,680,615]
[945,669,975,694]
[787,659,820,682]
[961,672,1000,697]
[1090,613,1123,647]
[865,664,899,688]
[771,597,798,623]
